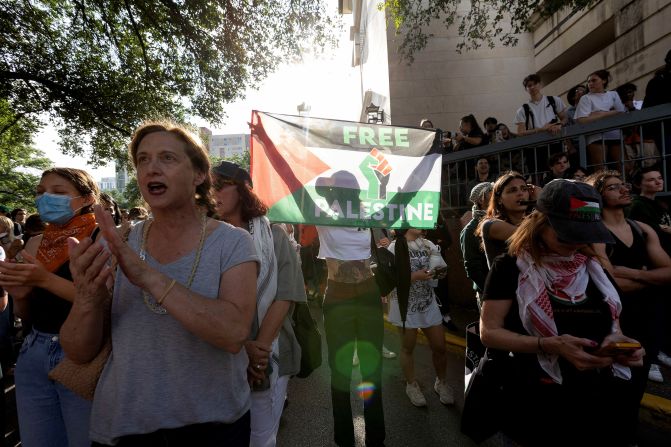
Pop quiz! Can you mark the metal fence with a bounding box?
[441,103,671,211]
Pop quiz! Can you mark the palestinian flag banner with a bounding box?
[250,111,442,229]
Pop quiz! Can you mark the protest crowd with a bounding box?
[0,50,669,447]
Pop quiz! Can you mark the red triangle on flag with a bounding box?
[250,111,331,208]
[569,197,588,210]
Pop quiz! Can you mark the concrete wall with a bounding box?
[384,0,670,132]
[537,0,671,101]
[385,1,535,132]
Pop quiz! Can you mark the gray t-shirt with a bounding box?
[90,221,259,444]
[271,225,307,376]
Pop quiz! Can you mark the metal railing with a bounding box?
[442,103,671,211]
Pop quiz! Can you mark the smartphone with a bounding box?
[432,266,448,279]
[598,342,642,356]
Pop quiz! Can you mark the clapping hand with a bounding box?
[68,237,112,308]
[0,251,48,299]
[93,204,151,289]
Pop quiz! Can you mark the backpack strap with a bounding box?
[523,103,534,130]
[547,95,559,120]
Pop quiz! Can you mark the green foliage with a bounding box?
[1,1,339,165]
[212,149,251,172]
[0,100,52,210]
[122,176,143,209]
[380,0,596,62]
[106,189,130,209]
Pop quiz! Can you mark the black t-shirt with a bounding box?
[29,261,73,334]
[483,254,614,383]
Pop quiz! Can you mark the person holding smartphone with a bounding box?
[386,229,453,408]
[480,179,644,446]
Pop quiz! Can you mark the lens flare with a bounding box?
[356,381,376,402]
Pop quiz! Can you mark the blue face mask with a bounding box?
[36,193,82,225]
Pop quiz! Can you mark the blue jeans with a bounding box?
[15,329,92,447]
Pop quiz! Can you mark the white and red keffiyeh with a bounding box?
[515,252,629,383]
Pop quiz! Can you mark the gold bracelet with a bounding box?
[157,279,177,305]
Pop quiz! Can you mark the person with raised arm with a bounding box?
[61,122,258,446]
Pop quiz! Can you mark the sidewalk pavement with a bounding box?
[387,303,671,430]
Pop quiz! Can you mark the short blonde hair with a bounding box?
[0,216,14,238]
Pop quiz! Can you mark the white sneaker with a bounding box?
[352,351,359,367]
[657,352,671,368]
[405,381,427,407]
[382,346,397,359]
[648,364,663,383]
[434,377,455,405]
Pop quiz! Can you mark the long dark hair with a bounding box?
[392,229,412,329]
[475,171,527,240]
[237,183,269,222]
[213,172,269,223]
[461,114,484,136]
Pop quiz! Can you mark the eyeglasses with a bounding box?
[213,178,238,190]
[502,184,534,194]
[605,182,632,192]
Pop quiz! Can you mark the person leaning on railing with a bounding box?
[575,69,626,171]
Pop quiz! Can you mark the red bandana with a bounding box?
[37,213,97,272]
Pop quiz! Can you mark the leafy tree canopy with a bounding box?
[122,176,143,209]
[381,0,595,62]
[0,99,52,210]
[1,0,338,165]
[211,149,250,172]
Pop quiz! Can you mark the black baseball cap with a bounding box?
[536,179,614,244]
[212,161,252,187]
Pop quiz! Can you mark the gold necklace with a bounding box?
[139,213,208,315]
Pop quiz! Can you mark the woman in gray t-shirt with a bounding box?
[61,122,259,446]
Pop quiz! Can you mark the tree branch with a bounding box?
[0,70,131,136]
[123,0,151,77]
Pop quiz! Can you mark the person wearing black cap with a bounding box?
[479,179,643,446]
[211,160,306,447]
[588,170,671,444]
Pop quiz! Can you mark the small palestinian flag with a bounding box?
[569,197,601,220]
[250,111,442,229]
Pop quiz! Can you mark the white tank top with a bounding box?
[316,226,371,260]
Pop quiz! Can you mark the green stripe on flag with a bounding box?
[266,187,441,229]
